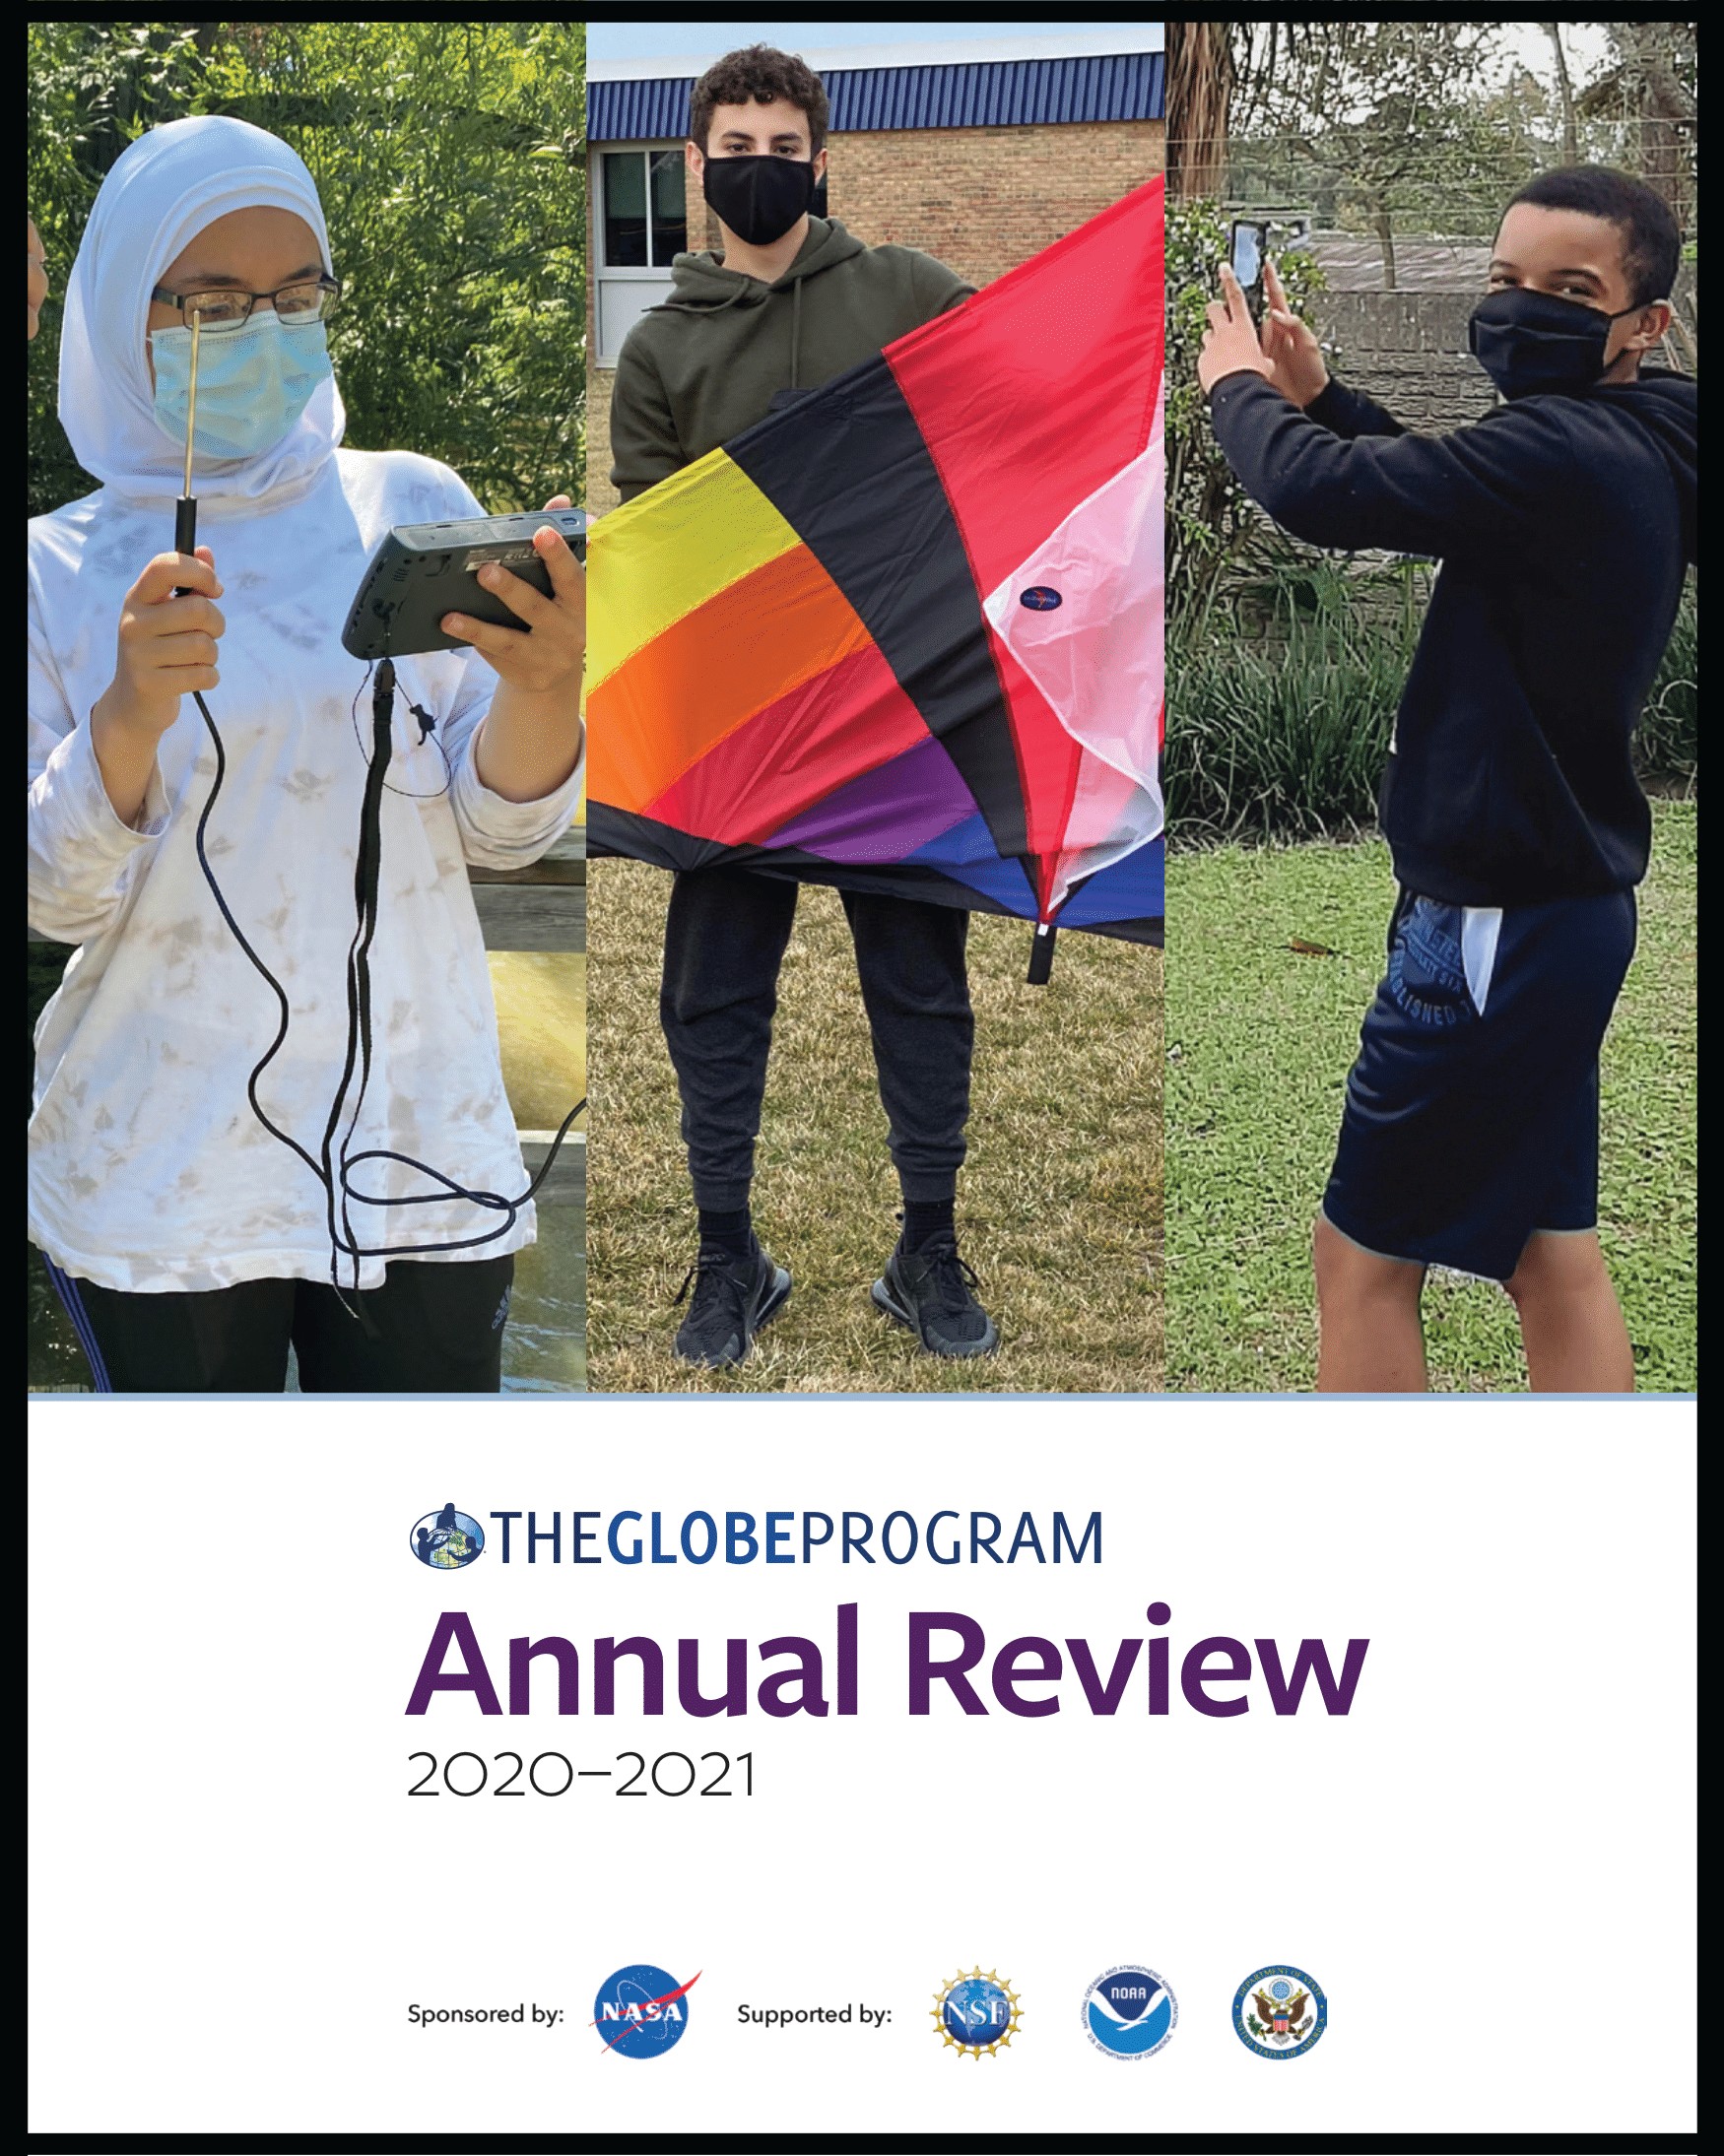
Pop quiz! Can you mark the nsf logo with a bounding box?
[592,1966,700,2058]
[409,1503,485,1570]
[931,1968,1022,2060]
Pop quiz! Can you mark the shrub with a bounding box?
[1164,564,1410,843]
[1164,194,1326,627]
[1639,579,1698,786]
[1166,568,1699,844]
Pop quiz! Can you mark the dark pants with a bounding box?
[659,865,974,1213]
[48,1254,515,1395]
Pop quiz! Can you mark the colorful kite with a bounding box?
[587,175,1163,972]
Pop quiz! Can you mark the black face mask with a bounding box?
[1468,286,1643,400]
[701,154,816,248]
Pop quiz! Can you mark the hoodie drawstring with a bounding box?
[654,282,750,320]
[790,277,802,392]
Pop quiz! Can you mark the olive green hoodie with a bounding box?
[608,216,973,503]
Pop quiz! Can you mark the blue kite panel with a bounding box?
[1060,836,1164,927]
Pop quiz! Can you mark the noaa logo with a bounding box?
[1019,585,1063,611]
[931,1967,1022,2059]
[409,1503,485,1570]
[1232,1966,1327,2058]
[592,1965,699,2058]
[1082,1965,1176,2059]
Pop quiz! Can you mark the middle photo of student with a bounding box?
[583,25,1165,1393]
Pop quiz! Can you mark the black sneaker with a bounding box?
[872,1232,999,1358]
[673,1237,791,1368]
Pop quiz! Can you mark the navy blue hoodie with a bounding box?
[1207,364,1697,904]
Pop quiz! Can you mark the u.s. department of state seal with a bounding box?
[1082,1965,1176,2058]
[931,1968,1023,2059]
[1232,1966,1326,2058]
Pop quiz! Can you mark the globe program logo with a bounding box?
[592,1965,699,2058]
[410,1504,485,1570]
[931,1968,1023,2059]
[1082,1966,1176,2059]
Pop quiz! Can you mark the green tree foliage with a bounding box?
[1218,22,1697,266]
[28,18,585,519]
[1224,21,1500,282]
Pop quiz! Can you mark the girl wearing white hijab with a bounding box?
[28,116,586,1392]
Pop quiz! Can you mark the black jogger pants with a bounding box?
[49,1253,516,1395]
[658,866,974,1213]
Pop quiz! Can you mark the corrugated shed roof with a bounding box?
[590,52,1165,143]
[1309,231,1492,292]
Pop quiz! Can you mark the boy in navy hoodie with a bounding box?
[1197,166,1695,1392]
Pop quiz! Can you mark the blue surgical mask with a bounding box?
[151,308,332,459]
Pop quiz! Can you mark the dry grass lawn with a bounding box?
[587,861,1162,1392]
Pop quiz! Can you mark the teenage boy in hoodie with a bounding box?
[1197,164,1695,1393]
[610,44,995,1369]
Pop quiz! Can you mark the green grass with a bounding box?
[1165,803,1696,1392]
[587,862,1162,1392]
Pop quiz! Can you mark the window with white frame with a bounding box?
[594,143,690,365]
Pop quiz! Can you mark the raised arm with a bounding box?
[1207,370,1572,561]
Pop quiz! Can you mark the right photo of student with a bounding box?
[1164,20,1696,1393]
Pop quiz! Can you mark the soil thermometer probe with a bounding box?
[173,308,202,578]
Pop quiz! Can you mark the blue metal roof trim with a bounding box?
[590,53,1164,143]
[591,78,696,142]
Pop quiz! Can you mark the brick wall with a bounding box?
[1313,291,1495,431]
[1310,265,1697,433]
[587,118,1165,515]
[826,118,1163,289]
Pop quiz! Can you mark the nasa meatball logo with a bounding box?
[1082,1965,1176,2059]
[591,1965,699,2058]
[1019,584,1063,611]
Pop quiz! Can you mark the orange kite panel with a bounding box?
[586,544,873,814]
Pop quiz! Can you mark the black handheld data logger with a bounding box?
[341,507,588,662]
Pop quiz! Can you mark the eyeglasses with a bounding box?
[149,274,342,330]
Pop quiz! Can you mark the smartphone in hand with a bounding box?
[1227,220,1269,325]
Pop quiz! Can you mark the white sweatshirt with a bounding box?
[29,446,585,1292]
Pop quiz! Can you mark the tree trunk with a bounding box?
[1544,23,1579,163]
[1616,22,1694,231]
[1168,22,1234,200]
[1372,203,1397,292]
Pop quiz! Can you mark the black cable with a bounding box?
[188,660,585,1299]
[319,662,397,1286]
[349,662,450,797]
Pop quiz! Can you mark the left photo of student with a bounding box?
[26,21,588,1395]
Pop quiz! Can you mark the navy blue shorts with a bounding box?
[1322,886,1637,1282]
